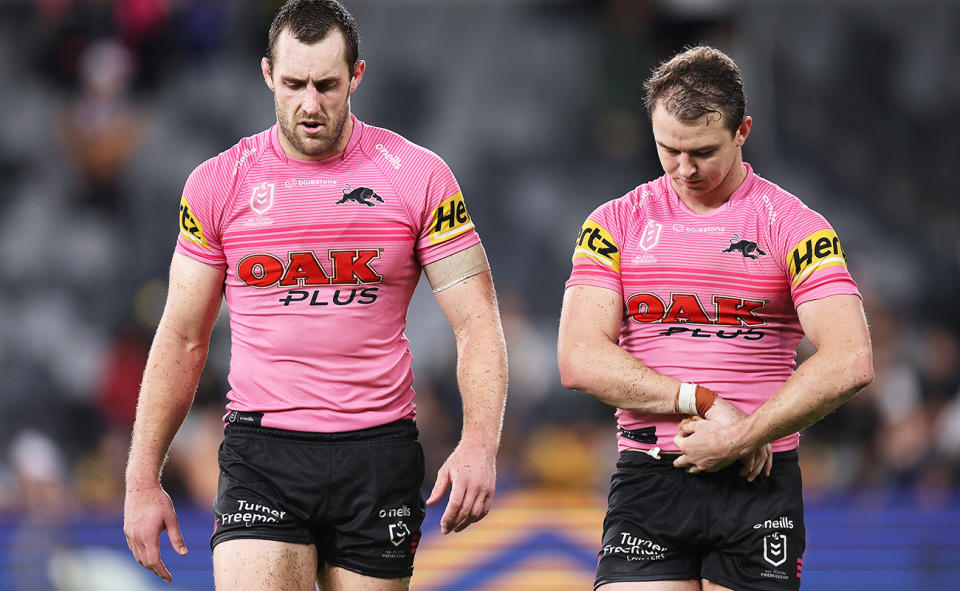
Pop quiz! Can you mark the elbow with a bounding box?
[845,346,875,394]
[557,345,589,392]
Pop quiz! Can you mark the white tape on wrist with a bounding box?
[678,382,699,415]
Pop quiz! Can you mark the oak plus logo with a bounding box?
[250,182,275,215]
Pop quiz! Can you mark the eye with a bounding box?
[285,80,305,89]
[691,150,715,157]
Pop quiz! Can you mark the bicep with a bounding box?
[796,294,870,352]
[157,252,225,342]
[558,285,623,349]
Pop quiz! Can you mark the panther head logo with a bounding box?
[336,184,384,207]
[722,234,766,259]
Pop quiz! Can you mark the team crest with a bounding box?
[722,234,766,259]
[763,532,787,567]
[640,220,663,252]
[337,184,384,207]
[250,182,275,215]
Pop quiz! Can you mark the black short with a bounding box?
[210,417,426,579]
[596,450,805,591]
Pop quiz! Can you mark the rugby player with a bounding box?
[123,2,507,589]
[558,46,873,590]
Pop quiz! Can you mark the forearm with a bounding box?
[125,325,210,489]
[559,338,682,414]
[735,346,873,453]
[454,320,507,451]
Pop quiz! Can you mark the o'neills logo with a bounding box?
[238,249,383,288]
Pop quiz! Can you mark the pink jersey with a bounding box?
[176,115,480,432]
[566,164,859,452]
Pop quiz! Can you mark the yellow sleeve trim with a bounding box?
[788,228,847,287]
[573,220,620,273]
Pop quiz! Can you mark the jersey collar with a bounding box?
[269,113,364,166]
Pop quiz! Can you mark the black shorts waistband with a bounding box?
[620,448,798,467]
[224,413,418,442]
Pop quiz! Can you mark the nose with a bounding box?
[301,86,323,116]
[677,153,697,178]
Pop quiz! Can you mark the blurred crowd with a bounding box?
[1,0,959,526]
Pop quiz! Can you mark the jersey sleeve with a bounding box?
[175,156,228,269]
[771,203,859,307]
[414,156,481,266]
[565,199,624,294]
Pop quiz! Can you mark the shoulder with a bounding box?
[741,169,825,228]
[587,177,664,224]
[357,122,452,180]
[188,128,272,189]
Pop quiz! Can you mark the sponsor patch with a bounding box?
[429,192,474,244]
[574,221,620,272]
[179,194,210,248]
[788,228,847,287]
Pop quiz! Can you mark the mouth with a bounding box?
[299,121,324,135]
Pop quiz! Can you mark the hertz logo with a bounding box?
[788,229,847,287]
[573,221,620,272]
[179,195,210,248]
[429,192,474,244]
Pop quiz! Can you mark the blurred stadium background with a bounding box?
[1,0,959,589]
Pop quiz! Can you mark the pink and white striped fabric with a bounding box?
[566,164,860,452]
[176,115,480,432]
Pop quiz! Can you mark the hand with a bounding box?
[673,417,741,474]
[123,485,188,582]
[676,399,773,481]
[425,439,496,534]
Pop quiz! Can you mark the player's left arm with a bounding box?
[422,243,507,534]
[674,294,873,472]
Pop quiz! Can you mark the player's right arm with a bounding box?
[124,252,225,583]
[558,285,682,413]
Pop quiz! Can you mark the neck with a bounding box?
[676,160,747,214]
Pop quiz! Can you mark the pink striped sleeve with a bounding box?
[772,202,859,306]
[412,155,480,266]
[175,155,228,269]
[565,199,624,294]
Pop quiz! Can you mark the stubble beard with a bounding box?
[276,97,350,159]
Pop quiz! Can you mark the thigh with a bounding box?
[595,452,704,588]
[319,564,410,591]
[324,437,425,579]
[213,538,317,591]
[211,426,316,549]
[702,451,805,591]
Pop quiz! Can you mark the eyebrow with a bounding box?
[656,141,720,153]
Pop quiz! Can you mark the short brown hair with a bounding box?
[643,46,746,134]
[266,0,360,72]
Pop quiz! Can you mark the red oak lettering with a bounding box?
[627,293,766,326]
[237,250,382,288]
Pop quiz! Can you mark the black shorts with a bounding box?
[210,417,426,579]
[596,449,805,591]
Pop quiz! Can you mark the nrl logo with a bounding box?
[250,182,275,215]
[388,521,411,547]
[763,532,787,567]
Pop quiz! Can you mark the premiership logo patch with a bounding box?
[788,228,847,287]
[763,532,787,567]
[179,194,210,248]
[574,221,620,272]
[429,192,474,244]
[640,220,662,252]
[250,182,275,215]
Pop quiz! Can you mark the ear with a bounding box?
[349,60,366,94]
[734,115,752,148]
[261,57,275,92]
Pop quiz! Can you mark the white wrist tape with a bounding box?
[678,382,699,415]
